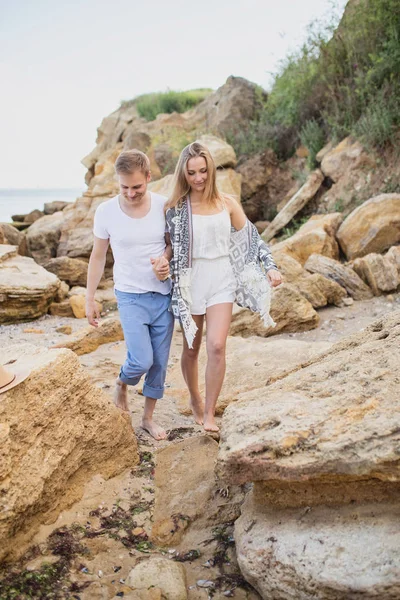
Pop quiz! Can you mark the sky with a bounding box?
[0,0,347,190]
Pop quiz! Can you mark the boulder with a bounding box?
[235,485,400,600]
[23,209,44,224]
[0,223,27,255]
[230,284,319,337]
[68,285,117,311]
[55,280,70,302]
[217,310,400,600]
[0,343,138,561]
[351,250,400,295]
[151,436,245,546]
[305,253,373,300]
[26,211,65,264]
[125,557,187,600]
[320,136,373,183]
[54,317,123,355]
[272,213,343,265]
[218,309,400,485]
[336,193,400,259]
[43,200,72,214]
[49,300,74,317]
[167,336,331,417]
[0,249,60,324]
[43,256,89,286]
[262,170,324,241]
[196,134,237,168]
[69,294,100,319]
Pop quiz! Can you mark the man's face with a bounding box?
[118,170,150,204]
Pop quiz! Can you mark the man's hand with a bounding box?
[86,298,101,327]
[267,269,283,288]
[151,256,170,281]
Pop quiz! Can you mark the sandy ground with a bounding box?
[0,292,399,599]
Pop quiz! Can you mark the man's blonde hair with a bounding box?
[115,149,150,176]
[166,142,222,209]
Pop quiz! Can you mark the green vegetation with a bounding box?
[229,0,400,158]
[122,89,212,121]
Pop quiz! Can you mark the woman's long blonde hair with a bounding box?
[166,142,223,209]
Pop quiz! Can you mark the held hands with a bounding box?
[267,269,283,288]
[86,298,101,327]
[151,255,170,281]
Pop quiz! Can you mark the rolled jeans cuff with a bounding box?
[142,382,164,400]
[119,369,141,387]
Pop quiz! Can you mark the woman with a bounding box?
[165,142,282,432]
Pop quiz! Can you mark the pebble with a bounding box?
[197,579,215,588]
[23,328,44,334]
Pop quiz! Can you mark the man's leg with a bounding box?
[116,291,153,412]
[141,293,174,440]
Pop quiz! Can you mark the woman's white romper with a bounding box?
[190,209,237,315]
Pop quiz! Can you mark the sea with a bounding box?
[0,189,84,223]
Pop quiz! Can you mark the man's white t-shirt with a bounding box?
[93,193,172,295]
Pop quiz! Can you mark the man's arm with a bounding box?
[86,236,109,326]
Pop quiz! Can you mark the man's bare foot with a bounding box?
[203,415,220,432]
[190,396,205,425]
[141,418,167,441]
[114,378,129,412]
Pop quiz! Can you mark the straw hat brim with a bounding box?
[0,368,31,395]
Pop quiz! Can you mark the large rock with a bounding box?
[272,213,343,265]
[218,309,400,485]
[54,317,123,355]
[43,200,72,214]
[43,256,89,286]
[351,248,400,295]
[167,336,331,417]
[126,557,187,600]
[151,436,245,546]
[26,211,65,264]
[336,193,400,259]
[235,485,400,600]
[0,248,60,324]
[305,253,373,300]
[0,223,27,255]
[230,284,319,337]
[217,310,400,600]
[0,344,138,561]
[262,170,325,241]
[196,134,237,168]
[273,251,347,308]
[320,136,373,183]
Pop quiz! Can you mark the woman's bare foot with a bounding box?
[203,414,220,432]
[114,378,129,412]
[190,396,205,425]
[141,418,167,441]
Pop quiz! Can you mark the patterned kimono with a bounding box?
[166,197,278,348]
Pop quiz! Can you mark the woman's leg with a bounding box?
[204,303,233,432]
[181,314,205,424]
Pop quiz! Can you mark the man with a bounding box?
[86,149,172,441]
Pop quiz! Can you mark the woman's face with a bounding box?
[186,156,208,193]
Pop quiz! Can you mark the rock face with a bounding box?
[151,436,245,546]
[26,211,65,264]
[217,310,400,600]
[320,136,370,183]
[305,253,373,300]
[336,193,400,259]
[230,284,320,337]
[0,246,60,324]
[167,336,331,416]
[196,134,237,168]
[262,170,324,241]
[0,344,138,561]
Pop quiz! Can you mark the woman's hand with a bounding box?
[267,269,283,288]
[151,255,170,281]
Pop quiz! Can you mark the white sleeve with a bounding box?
[93,205,109,240]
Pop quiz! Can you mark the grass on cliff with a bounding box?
[228,0,400,159]
[122,88,213,121]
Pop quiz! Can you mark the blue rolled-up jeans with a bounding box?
[115,290,174,400]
